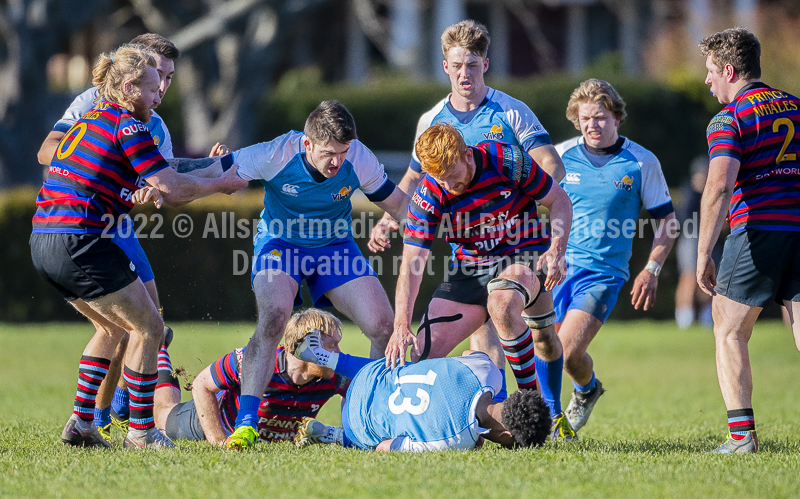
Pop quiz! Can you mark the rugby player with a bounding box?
[292,330,551,451]
[153,309,348,445]
[697,28,800,454]
[553,79,677,433]
[369,19,567,406]
[31,45,246,449]
[220,100,410,450]
[384,123,576,440]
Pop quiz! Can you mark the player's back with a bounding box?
[344,356,495,450]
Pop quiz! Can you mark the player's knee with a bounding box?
[256,304,291,339]
[486,291,520,330]
[361,310,394,341]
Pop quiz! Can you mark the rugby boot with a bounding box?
[61,414,111,448]
[123,427,177,449]
[225,425,259,451]
[713,430,759,454]
[163,325,174,348]
[550,412,578,441]
[295,417,344,447]
[291,329,333,367]
[565,380,605,432]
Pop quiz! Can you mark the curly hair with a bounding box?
[699,28,761,80]
[565,79,627,131]
[501,389,551,447]
[415,122,467,179]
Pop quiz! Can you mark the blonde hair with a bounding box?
[415,123,467,178]
[565,79,627,131]
[284,309,343,354]
[92,44,156,111]
[441,19,490,59]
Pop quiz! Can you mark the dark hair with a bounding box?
[501,390,551,447]
[699,28,760,80]
[304,100,357,145]
[129,33,181,60]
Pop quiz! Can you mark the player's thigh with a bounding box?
[784,300,800,349]
[325,275,393,333]
[711,294,761,343]
[85,279,163,337]
[416,298,488,360]
[557,309,603,358]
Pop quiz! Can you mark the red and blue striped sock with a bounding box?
[74,356,111,423]
[156,345,179,391]
[727,408,755,440]
[123,366,157,430]
[499,328,538,390]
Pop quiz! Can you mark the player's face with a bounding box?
[433,149,474,195]
[130,66,162,122]
[151,53,175,102]
[704,55,732,105]
[577,102,619,149]
[443,47,488,101]
[305,139,351,178]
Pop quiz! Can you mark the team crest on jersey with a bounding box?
[613,175,634,191]
[266,249,283,262]
[565,172,581,184]
[483,124,505,141]
[331,186,352,202]
[153,136,160,146]
[282,183,299,196]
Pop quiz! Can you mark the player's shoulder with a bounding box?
[621,137,657,164]
[71,87,100,110]
[555,136,583,157]
[417,97,450,127]
[486,87,533,113]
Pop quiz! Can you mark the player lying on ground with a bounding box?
[291,329,550,451]
[152,309,348,445]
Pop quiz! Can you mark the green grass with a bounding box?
[2,320,800,498]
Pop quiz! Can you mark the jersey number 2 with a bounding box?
[773,118,797,164]
[388,370,437,416]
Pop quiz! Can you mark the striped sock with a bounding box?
[727,408,755,440]
[156,345,179,391]
[123,366,157,430]
[74,356,110,423]
[499,328,538,390]
[111,386,129,419]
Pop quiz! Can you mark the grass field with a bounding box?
[2,320,800,498]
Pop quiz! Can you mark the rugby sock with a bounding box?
[111,386,130,419]
[727,408,755,440]
[493,369,508,402]
[123,366,157,430]
[573,372,597,394]
[534,354,564,417]
[332,353,374,380]
[94,406,112,428]
[74,356,110,423]
[499,328,538,390]
[156,345,179,391]
[234,395,262,430]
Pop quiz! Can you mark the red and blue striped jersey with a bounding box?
[707,82,800,233]
[404,142,553,264]
[209,345,349,442]
[32,101,168,234]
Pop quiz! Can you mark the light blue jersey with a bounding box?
[235,131,392,248]
[555,136,673,280]
[409,87,551,172]
[343,354,501,452]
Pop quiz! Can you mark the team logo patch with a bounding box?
[153,136,160,146]
[483,124,505,141]
[565,172,581,184]
[129,262,136,271]
[331,186,352,202]
[282,183,299,196]
[613,175,634,191]
[266,249,283,262]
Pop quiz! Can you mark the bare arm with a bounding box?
[191,366,229,445]
[142,163,247,207]
[535,182,573,290]
[385,244,430,368]
[166,157,219,175]
[370,169,423,252]
[697,156,739,296]
[374,187,411,228]
[528,144,566,183]
[630,212,679,311]
[38,131,65,168]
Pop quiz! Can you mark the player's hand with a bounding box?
[385,325,418,369]
[696,254,717,297]
[208,142,231,157]
[132,186,164,208]
[368,216,399,252]
[218,164,249,194]
[630,269,658,311]
[536,244,567,291]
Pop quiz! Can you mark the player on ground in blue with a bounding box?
[369,21,567,402]
[553,79,677,434]
[223,100,410,450]
[385,123,575,440]
[37,34,230,441]
[292,330,551,451]
[698,28,800,454]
